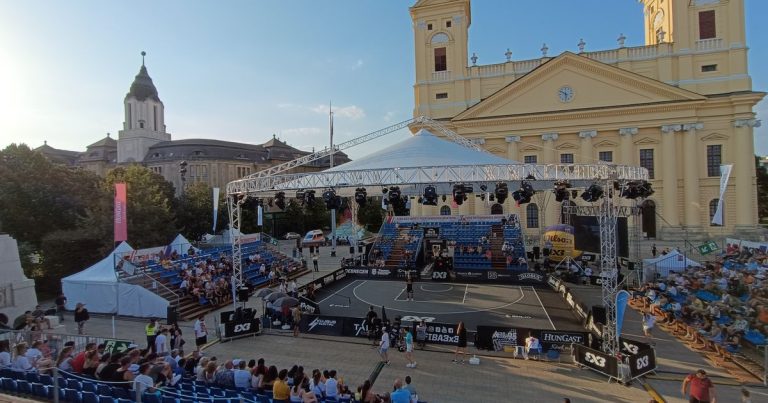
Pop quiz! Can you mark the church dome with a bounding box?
[126,64,160,102]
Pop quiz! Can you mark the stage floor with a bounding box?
[313,279,583,331]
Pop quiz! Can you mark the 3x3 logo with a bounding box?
[584,352,606,368]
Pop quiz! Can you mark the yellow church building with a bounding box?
[408,0,764,242]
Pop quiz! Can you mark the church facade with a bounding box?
[408,0,764,241]
[37,56,347,193]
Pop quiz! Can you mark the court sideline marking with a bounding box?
[532,286,556,330]
[462,283,469,304]
[317,279,363,304]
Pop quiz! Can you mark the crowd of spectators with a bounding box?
[631,242,768,355]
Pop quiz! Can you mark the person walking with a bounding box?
[292,306,302,338]
[651,244,657,258]
[642,311,656,345]
[74,303,89,335]
[402,328,416,368]
[452,321,467,363]
[145,318,159,353]
[312,254,319,272]
[378,326,390,365]
[55,293,67,322]
[194,315,208,353]
[681,369,716,403]
[405,272,414,301]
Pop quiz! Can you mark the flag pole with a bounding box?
[330,101,337,257]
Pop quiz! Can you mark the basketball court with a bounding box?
[313,278,583,331]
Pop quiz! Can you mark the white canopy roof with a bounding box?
[62,241,132,284]
[168,233,200,256]
[326,129,516,172]
[642,250,701,280]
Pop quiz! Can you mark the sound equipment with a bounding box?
[237,287,250,302]
[591,305,606,325]
[166,306,178,326]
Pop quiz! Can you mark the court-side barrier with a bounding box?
[450,269,547,285]
[474,327,587,352]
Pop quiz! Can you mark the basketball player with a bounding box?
[405,272,414,301]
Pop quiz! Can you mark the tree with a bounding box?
[104,165,176,249]
[757,156,768,222]
[175,182,227,241]
[357,196,385,232]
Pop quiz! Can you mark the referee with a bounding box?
[406,272,414,301]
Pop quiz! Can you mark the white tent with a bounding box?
[642,250,701,280]
[61,242,169,318]
[168,234,200,257]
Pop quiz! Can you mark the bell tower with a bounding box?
[410,0,471,118]
[640,0,747,50]
[117,51,171,163]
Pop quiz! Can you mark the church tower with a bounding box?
[117,52,171,163]
[410,0,471,119]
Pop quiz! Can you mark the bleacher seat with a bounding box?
[99,395,116,403]
[66,388,82,403]
[82,390,99,403]
[142,392,162,403]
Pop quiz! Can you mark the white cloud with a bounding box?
[282,127,324,137]
[383,111,397,123]
[351,59,364,70]
[310,104,366,120]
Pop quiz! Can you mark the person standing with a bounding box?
[681,369,716,403]
[312,254,319,272]
[415,320,427,350]
[525,332,541,360]
[405,273,414,301]
[74,303,89,335]
[642,311,656,345]
[365,306,378,346]
[155,328,169,356]
[194,315,208,352]
[452,321,467,363]
[378,326,390,365]
[55,293,67,322]
[651,244,657,258]
[403,328,416,368]
[292,306,302,338]
[145,319,158,353]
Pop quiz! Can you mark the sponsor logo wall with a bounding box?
[475,326,587,352]
[573,344,618,378]
[223,319,260,338]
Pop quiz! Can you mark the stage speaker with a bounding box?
[532,247,541,260]
[591,305,606,325]
[166,306,178,326]
[237,287,250,302]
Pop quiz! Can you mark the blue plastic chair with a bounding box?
[16,379,32,395]
[39,374,53,386]
[142,392,162,403]
[32,382,49,398]
[82,381,97,393]
[25,371,40,384]
[82,391,100,403]
[162,396,177,403]
[97,383,112,396]
[98,396,116,403]
[67,378,82,390]
[66,388,82,403]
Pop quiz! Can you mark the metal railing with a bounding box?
[122,269,181,308]
[0,328,134,358]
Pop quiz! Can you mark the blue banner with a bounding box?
[212,187,220,232]
[615,290,631,338]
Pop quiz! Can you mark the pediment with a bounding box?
[486,146,505,154]
[633,137,660,146]
[700,132,729,141]
[454,52,705,120]
[520,144,541,151]
[555,142,579,150]
[594,139,618,148]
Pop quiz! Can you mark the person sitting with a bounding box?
[31,305,52,330]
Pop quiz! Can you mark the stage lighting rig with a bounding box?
[354,187,367,206]
[323,188,339,209]
[422,185,438,206]
[581,183,604,202]
[304,190,316,206]
[388,186,403,206]
[452,184,467,205]
[274,192,286,210]
[494,182,509,204]
[554,180,571,202]
[512,181,535,205]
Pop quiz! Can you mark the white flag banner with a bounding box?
[212,187,220,231]
[711,164,733,226]
[257,205,263,226]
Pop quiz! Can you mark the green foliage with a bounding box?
[757,156,768,222]
[104,165,177,249]
[175,182,226,241]
[356,196,384,232]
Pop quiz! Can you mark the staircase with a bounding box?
[385,228,411,267]
[489,225,507,269]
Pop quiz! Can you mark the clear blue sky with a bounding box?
[1,0,766,159]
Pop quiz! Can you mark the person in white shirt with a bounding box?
[0,340,11,367]
[25,341,43,368]
[134,363,157,395]
[155,328,169,356]
[194,315,208,352]
[12,343,34,372]
[379,328,391,365]
[642,312,656,344]
[233,360,251,389]
[524,333,541,360]
[289,280,298,297]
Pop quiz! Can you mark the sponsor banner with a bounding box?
[628,348,657,378]
[453,270,485,281]
[589,274,625,286]
[726,238,768,254]
[580,253,597,262]
[712,164,732,226]
[411,321,459,346]
[475,326,519,351]
[114,183,128,242]
[220,308,256,324]
[212,187,220,232]
[431,270,449,281]
[547,275,560,290]
[300,315,345,336]
[333,269,347,282]
[574,344,618,378]
[345,267,369,276]
[390,215,502,224]
[423,227,440,238]
[619,338,652,356]
[615,290,631,338]
[299,296,320,315]
[369,267,395,278]
[573,303,588,320]
[223,319,260,338]
[539,330,588,350]
[342,316,371,338]
[396,268,420,279]
[515,272,545,283]
[542,224,581,262]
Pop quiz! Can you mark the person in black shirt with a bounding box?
[74,303,89,335]
[452,321,468,364]
[365,306,378,346]
[55,293,67,322]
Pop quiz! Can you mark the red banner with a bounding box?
[114,183,128,242]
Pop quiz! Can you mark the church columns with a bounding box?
[578,130,596,163]
[682,123,703,228]
[733,119,760,227]
[619,127,638,164]
[505,136,520,161]
[660,125,681,227]
[542,132,559,227]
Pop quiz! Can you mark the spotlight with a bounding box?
[295,191,305,203]
[479,184,488,192]
[305,190,316,206]
[354,187,367,206]
[323,189,338,209]
[494,182,509,204]
[512,181,535,205]
[620,180,655,199]
[274,192,286,210]
[382,187,389,194]
[637,181,655,198]
[422,185,438,206]
[388,186,402,206]
[452,184,467,205]
[554,180,571,202]
[581,184,604,202]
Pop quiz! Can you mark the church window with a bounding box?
[640,149,654,179]
[153,106,158,130]
[560,153,574,164]
[524,155,537,164]
[427,23,433,30]
[434,47,447,71]
[701,64,717,72]
[709,199,722,226]
[440,205,451,216]
[446,20,451,28]
[599,151,613,162]
[436,92,448,99]
[237,166,252,177]
[150,166,162,175]
[526,204,539,228]
[707,145,722,177]
[139,120,145,129]
[698,10,716,39]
